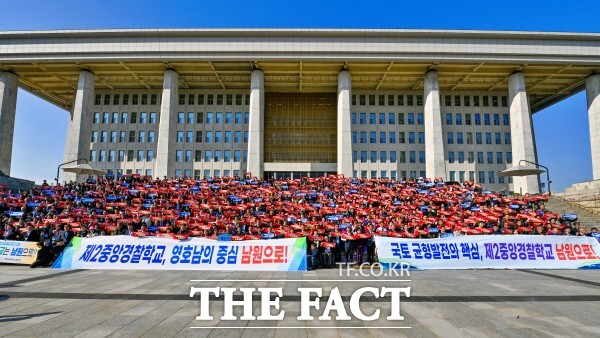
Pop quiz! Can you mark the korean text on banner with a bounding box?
[375,235,600,270]
[0,241,38,265]
[52,236,307,271]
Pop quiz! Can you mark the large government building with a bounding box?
[0,29,599,194]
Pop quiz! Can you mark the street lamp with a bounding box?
[519,160,552,196]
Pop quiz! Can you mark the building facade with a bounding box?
[1,29,599,194]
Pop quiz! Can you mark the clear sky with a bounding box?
[2,0,598,191]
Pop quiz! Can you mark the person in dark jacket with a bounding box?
[22,224,39,242]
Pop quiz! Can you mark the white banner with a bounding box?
[375,235,600,269]
[0,240,38,265]
[52,236,307,271]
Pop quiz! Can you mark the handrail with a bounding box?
[551,193,600,216]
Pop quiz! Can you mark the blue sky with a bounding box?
[2,0,598,191]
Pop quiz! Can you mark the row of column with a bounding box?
[1,69,599,193]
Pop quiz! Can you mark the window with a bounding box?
[458,151,465,163]
[446,113,453,125]
[150,94,157,105]
[473,95,480,107]
[359,113,366,124]
[224,150,231,162]
[468,152,474,164]
[93,112,100,124]
[150,112,157,124]
[506,152,513,164]
[225,131,231,143]
[369,132,376,143]
[127,150,134,162]
[198,94,205,105]
[464,95,470,107]
[91,131,98,142]
[369,113,376,124]
[234,131,241,143]
[457,132,463,144]
[418,132,424,144]
[380,132,386,144]
[359,95,366,105]
[177,131,184,143]
[352,95,357,106]
[449,171,456,181]
[493,114,500,126]
[235,112,242,124]
[360,151,367,163]
[351,113,357,124]
[474,114,481,125]
[445,95,452,106]
[417,113,424,125]
[488,171,495,184]
[236,94,242,105]
[215,131,222,143]
[407,95,414,106]
[234,150,241,162]
[217,94,223,105]
[112,112,119,124]
[90,150,97,162]
[495,133,501,145]
[416,95,423,106]
[94,94,101,105]
[185,150,192,162]
[100,131,107,142]
[419,151,425,164]
[503,114,510,126]
[244,112,249,124]
[465,114,472,125]
[466,132,473,144]
[188,94,195,105]
[121,112,128,124]
[196,131,203,143]
[388,95,395,106]
[398,113,405,124]
[501,96,508,107]
[505,133,511,145]
[214,151,222,162]
[483,96,489,107]
[492,96,499,107]
[407,113,414,125]
[103,94,110,105]
[138,112,145,124]
[148,131,155,143]
[137,150,144,162]
[118,150,124,162]
[455,114,462,125]
[477,152,484,164]
[102,113,109,124]
[178,112,185,124]
[119,131,126,143]
[225,112,232,124]
[388,113,395,124]
[454,95,461,106]
[176,150,183,162]
[244,131,248,143]
[380,151,387,163]
[370,170,377,179]
[479,171,486,184]
[487,152,493,164]
[391,171,397,180]
[399,151,406,163]
[447,132,454,144]
[459,171,465,182]
[141,94,148,105]
[147,150,154,162]
[352,132,357,144]
[378,95,385,106]
[476,133,482,144]
[484,114,490,125]
[206,112,213,124]
[205,150,212,162]
[485,132,492,145]
[379,113,386,124]
[398,132,405,144]
[369,95,375,106]
[132,94,138,105]
[110,131,117,143]
[186,131,193,143]
[130,112,137,124]
[352,151,357,163]
[187,112,194,124]
[448,151,455,163]
[497,152,503,164]
[112,94,120,106]
[216,112,223,124]
[370,151,377,163]
[389,132,396,144]
[408,132,415,144]
[390,151,397,163]
[129,131,135,142]
[196,112,204,123]
[409,151,416,163]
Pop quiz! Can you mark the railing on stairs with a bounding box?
[551,192,600,216]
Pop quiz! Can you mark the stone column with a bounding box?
[508,72,539,194]
[154,69,179,178]
[337,70,353,178]
[247,70,264,179]
[424,70,446,179]
[0,72,18,176]
[63,70,95,182]
[586,74,600,181]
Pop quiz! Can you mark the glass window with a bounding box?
[493,114,500,125]
[234,150,241,162]
[110,131,116,142]
[148,131,155,143]
[235,94,242,105]
[225,131,231,143]
[244,112,249,124]
[457,132,463,144]
[417,113,424,125]
[369,113,376,124]
[497,152,503,164]
[483,96,489,107]
[485,133,492,145]
[505,133,511,145]
[147,150,154,162]
[458,151,464,163]
[492,96,499,107]
[93,112,100,124]
[398,113,405,124]
[149,112,156,124]
[369,132,376,143]
[473,96,480,107]
[102,112,109,124]
[118,150,124,162]
[360,151,367,163]
[487,152,493,164]
[103,94,110,106]
[185,150,192,162]
[447,132,454,144]
[397,95,404,106]
[359,132,366,144]
[399,151,406,163]
[369,95,375,106]
[91,131,98,142]
[352,113,357,124]
[177,112,184,124]
[446,113,453,125]
[448,152,455,163]
[121,112,128,124]
[454,95,461,106]
[455,114,462,125]
[141,94,148,105]
[187,112,194,124]
[206,112,213,124]
[226,94,233,105]
[177,131,183,143]
[378,95,385,106]
[137,150,144,162]
[388,95,395,106]
[503,114,510,126]
[380,151,387,162]
[464,95,470,107]
[418,132,424,144]
[205,131,213,143]
[449,171,456,181]
[353,151,357,163]
[186,131,193,143]
[399,132,405,144]
[389,132,396,144]
[407,95,414,106]
[235,112,242,124]
[90,150,97,162]
[112,112,119,124]
[477,152,484,164]
[409,151,416,163]
[370,151,377,163]
[100,131,107,142]
[416,95,423,106]
[408,132,415,144]
[419,151,425,164]
[474,114,481,125]
[234,131,241,143]
[196,131,203,143]
[388,113,395,124]
[359,95,366,105]
[352,132,357,144]
[224,150,231,162]
[488,171,495,184]
[359,113,366,124]
[215,131,222,143]
[495,133,501,144]
[390,151,397,163]
[380,132,386,144]
[476,133,482,144]
[407,113,414,125]
[506,152,513,164]
[379,113,386,124]
[205,150,212,162]
[216,112,223,124]
[244,131,248,143]
[465,114,471,125]
[478,171,486,184]
[225,112,233,124]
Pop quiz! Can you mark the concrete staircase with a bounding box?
[545,195,600,229]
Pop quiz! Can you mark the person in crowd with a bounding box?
[307,242,321,269]
[2,224,21,240]
[22,224,39,242]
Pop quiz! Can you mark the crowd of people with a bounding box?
[1,174,598,268]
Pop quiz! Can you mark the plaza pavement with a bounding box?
[0,265,599,337]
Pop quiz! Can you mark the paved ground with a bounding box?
[0,265,599,337]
